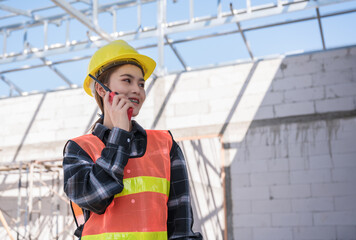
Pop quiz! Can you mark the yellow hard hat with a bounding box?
[83,40,156,97]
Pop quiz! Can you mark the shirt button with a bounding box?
[127,169,131,174]
[131,199,135,204]
[127,138,130,143]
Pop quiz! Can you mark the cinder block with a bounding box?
[209,97,239,113]
[336,226,356,240]
[311,48,348,60]
[231,159,268,174]
[332,168,356,182]
[197,112,226,126]
[290,169,331,184]
[232,106,262,122]
[169,90,200,104]
[244,144,275,161]
[267,158,289,172]
[309,155,333,169]
[272,213,313,226]
[232,174,251,187]
[316,97,355,113]
[334,127,356,141]
[209,68,244,87]
[199,84,243,101]
[238,93,266,111]
[254,227,293,240]
[326,82,356,99]
[233,214,271,227]
[233,200,251,214]
[292,198,334,212]
[333,153,356,168]
[244,127,270,146]
[174,101,210,116]
[162,105,175,117]
[335,196,356,211]
[338,117,356,131]
[232,186,270,200]
[273,144,289,159]
[288,140,310,158]
[287,122,325,143]
[282,60,323,77]
[250,172,289,186]
[284,54,312,64]
[166,114,200,129]
[252,58,284,80]
[254,106,275,120]
[252,199,291,213]
[331,139,356,154]
[272,75,312,91]
[323,55,356,71]
[351,47,356,56]
[271,184,311,199]
[312,69,353,86]
[289,157,308,170]
[314,211,356,225]
[312,182,356,197]
[284,87,324,103]
[233,227,252,240]
[293,226,336,240]
[275,102,315,118]
[174,72,209,91]
[244,78,274,95]
[308,141,332,156]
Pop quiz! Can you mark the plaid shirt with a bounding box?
[63,121,202,239]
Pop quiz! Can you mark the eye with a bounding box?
[139,83,145,88]
[123,78,131,83]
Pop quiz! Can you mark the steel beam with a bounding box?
[316,8,326,50]
[0,0,354,66]
[164,35,188,70]
[51,0,113,42]
[39,58,74,87]
[0,0,153,32]
[0,75,24,96]
[0,7,355,71]
[0,4,41,21]
[165,0,355,34]
[230,3,254,60]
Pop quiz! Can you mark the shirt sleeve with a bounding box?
[167,138,203,240]
[63,128,132,214]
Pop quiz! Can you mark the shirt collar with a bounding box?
[92,120,146,141]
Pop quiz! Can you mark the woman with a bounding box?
[63,40,202,240]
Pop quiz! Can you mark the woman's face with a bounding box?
[108,64,146,117]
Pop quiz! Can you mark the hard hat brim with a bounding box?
[83,53,156,97]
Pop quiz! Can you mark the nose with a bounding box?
[130,82,140,95]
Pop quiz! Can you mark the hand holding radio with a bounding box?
[89,74,133,131]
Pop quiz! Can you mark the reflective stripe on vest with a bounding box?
[71,130,172,240]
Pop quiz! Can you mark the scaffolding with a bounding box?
[0,160,73,240]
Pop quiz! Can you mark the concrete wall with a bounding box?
[0,46,355,239]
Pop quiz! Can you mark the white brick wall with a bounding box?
[293,226,336,240]
[1,46,356,239]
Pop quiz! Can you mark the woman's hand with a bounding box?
[103,92,134,131]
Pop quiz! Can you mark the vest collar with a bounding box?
[93,120,147,143]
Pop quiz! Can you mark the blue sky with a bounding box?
[0,0,355,97]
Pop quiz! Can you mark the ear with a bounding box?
[94,83,106,98]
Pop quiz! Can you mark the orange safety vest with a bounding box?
[70,130,172,240]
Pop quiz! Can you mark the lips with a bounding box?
[129,98,139,104]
